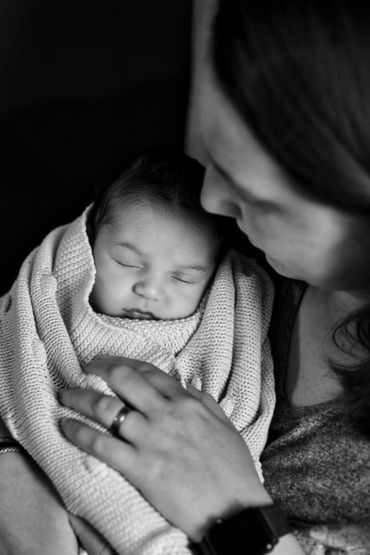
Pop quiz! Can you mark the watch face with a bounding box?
[201,508,280,555]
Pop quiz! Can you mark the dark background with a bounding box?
[0,0,192,294]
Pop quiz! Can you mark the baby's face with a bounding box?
[90,202,219,320]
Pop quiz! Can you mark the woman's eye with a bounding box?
[241,196,276,214]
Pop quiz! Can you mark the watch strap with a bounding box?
[195,503,290,555]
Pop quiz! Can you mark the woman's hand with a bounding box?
[69,515,117,555]
[60,357,271,541]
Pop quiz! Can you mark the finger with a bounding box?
[104,358,187,398]
[83,359,175,413]
[84,356,157,377]
[136,367,187,398]
[60,418,137,474]
[85,357,185,398]
[82,358,230,426]
[185,384,232,425]
[69,515,118,555]
[60,388,149,442]
[60,388,124,429]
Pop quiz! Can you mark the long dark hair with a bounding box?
[211,0,370,435]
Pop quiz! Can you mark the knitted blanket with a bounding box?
[0,207,275,555]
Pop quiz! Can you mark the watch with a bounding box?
[194,503,291,555]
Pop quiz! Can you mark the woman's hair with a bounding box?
[88,151,226,250]
[211,0,370,435]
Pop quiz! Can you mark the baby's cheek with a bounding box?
[90,274,117,310]
[185,284,207,309]
[89,282,104,312]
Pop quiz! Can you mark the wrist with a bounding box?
[190,487,273,542]
[192,502,291,555]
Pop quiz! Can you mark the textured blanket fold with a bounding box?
[0,207,275,555]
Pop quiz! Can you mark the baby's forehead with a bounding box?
[101,202,220,265]
[110,199,219,239]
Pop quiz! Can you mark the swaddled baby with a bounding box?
[0,153,275,555]
[88,153,224,323]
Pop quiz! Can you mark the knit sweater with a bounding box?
[263,277,370,554]
[0,207,275,555]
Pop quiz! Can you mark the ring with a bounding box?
[110,404,130,437]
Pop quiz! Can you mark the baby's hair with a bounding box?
[88,152,227,252]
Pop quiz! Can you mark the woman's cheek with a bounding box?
[237,213,268,251]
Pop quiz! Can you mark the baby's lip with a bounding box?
[121,309,158,321]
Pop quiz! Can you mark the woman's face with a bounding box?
[200,69,370,293]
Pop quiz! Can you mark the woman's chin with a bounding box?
[265,255,302,281]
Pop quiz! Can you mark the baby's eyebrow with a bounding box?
[175,264,208,273]
[114,241,142,255]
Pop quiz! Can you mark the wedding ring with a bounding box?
[110,404,130,437]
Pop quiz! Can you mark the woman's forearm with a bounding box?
[0,449,78,554]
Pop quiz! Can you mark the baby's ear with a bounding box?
[85,206,97,247]
[85,218,95,247]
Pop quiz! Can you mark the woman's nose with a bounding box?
[201,166,240,219]
[133,276,162,301]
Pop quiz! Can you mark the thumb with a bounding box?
[69,515,118,555]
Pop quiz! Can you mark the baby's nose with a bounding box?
[133,277,162,301]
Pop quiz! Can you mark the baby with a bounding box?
[0,153,275,555]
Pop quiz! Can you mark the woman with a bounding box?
[1,0,370,553]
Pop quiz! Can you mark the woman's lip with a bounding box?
[121,309,158,320]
